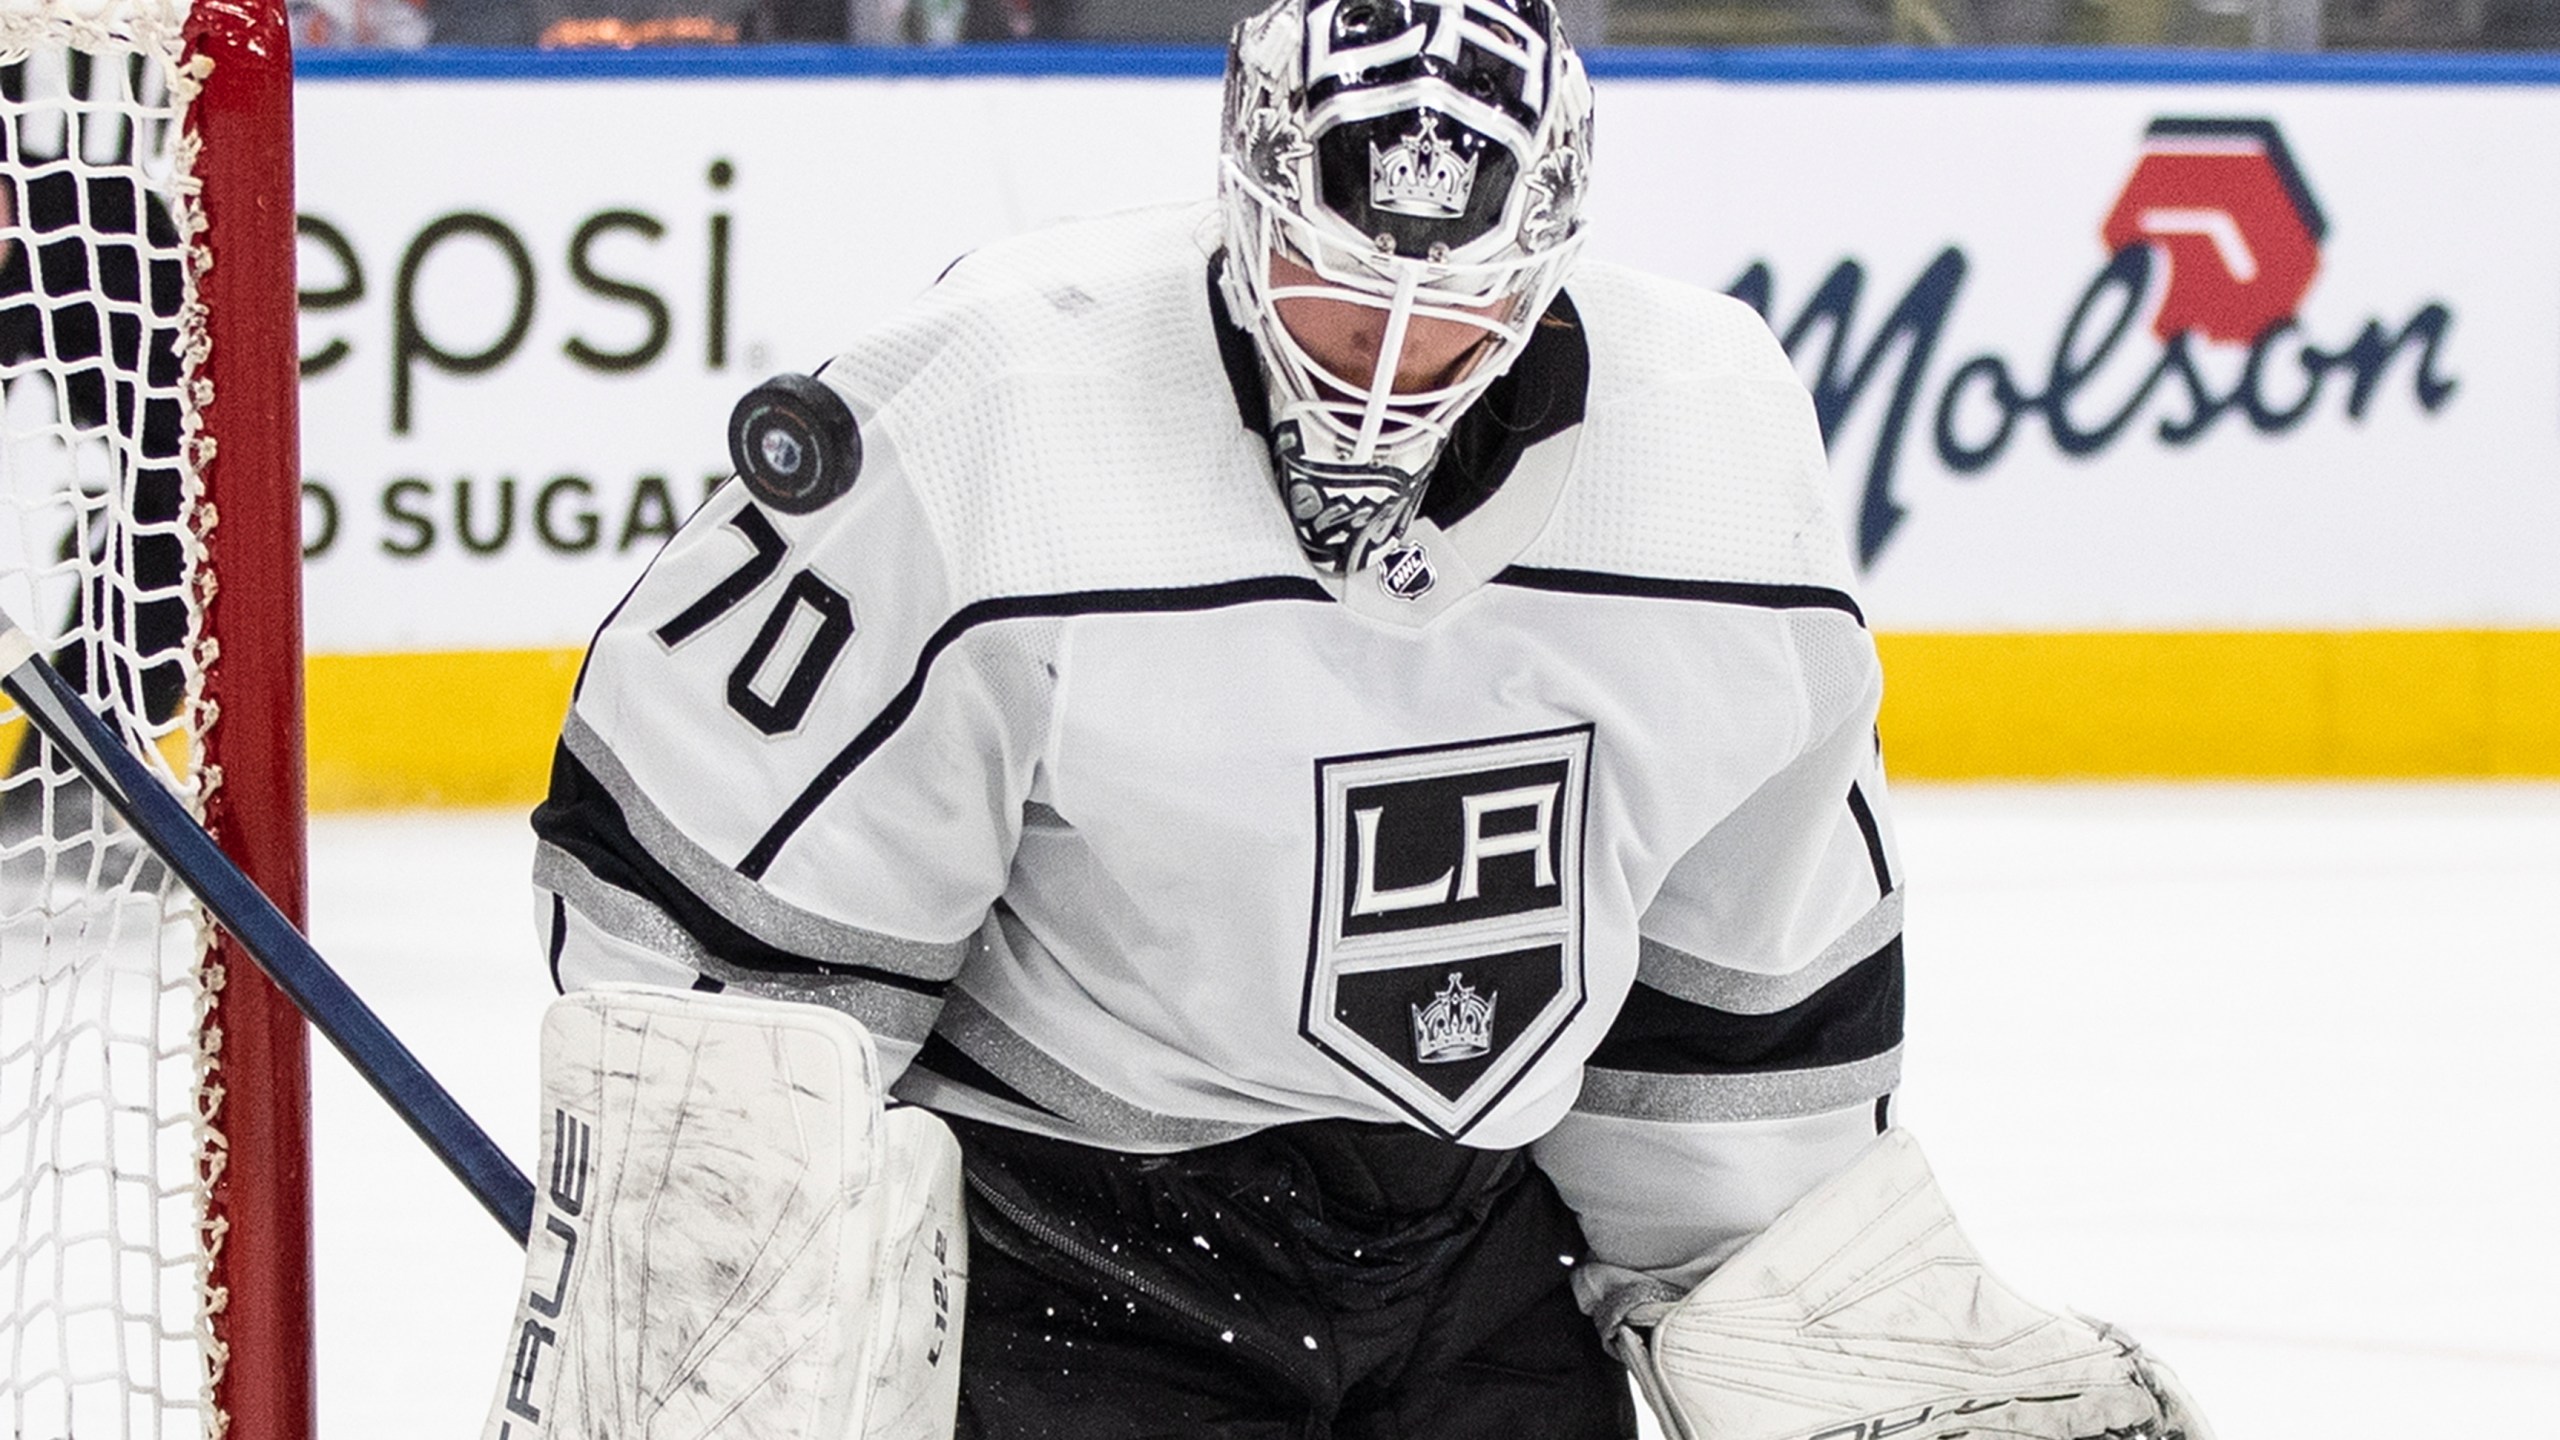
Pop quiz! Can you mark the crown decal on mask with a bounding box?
[1412,973,1497,1064]
[1369,116,1479,220]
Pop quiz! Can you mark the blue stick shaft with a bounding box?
[0,626,535,1246]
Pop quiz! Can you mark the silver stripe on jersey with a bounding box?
[691,955,946,1046]
[930,984,1262,1151]
[1574,1045,1903,1124]
[536,842,948,1044]
[564,712,969,982]
[537,840,714,966]
[1634,892,1905,1016]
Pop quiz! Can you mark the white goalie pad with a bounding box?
[482,984,967,1440]
[1616,1129,2214,1440]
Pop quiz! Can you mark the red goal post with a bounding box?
[0,4,310,1440]
[192,4,313,1440]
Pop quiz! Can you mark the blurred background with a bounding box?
[281,0,2560,1435]
[0,0,2552,1438]
[0,0,2536,1436]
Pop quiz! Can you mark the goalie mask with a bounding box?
[1218,0,1594,574]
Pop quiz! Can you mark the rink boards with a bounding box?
[285,48,2560,804]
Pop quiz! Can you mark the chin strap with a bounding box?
[1272,421,1431,574]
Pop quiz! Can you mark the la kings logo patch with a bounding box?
[1302,724,1591,1138]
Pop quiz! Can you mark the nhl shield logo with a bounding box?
[1302,725,1591,1138]
[1376,539,1436,600]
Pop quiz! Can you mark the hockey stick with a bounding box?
[0,614,537,1245]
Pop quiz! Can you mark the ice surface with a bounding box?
[304,784,2560,1438]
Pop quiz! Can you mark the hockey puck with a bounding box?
[727,373,862,515]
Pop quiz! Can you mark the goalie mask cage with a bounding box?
[0,4,308,1440]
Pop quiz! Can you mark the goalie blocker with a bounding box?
[483,985,967,1440]
[1616,1129,2216,1440]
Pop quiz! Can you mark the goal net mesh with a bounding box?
[0,6,222,1440]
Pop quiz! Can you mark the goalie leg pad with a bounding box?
[1617,1129,2213,1440]
[482,984,966,1440]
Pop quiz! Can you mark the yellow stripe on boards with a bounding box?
[1875,630,2560,779]
[288,631,2560,811]
[307,649,583,811]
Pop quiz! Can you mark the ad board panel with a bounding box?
[283,55,2560,796]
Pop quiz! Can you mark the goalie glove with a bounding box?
[1614,1129,2215,1440]
[483,984,966,1440]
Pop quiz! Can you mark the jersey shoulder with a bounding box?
[817,204,1296,605]
[1573,260,1806,388]
[1524,261,1857,596]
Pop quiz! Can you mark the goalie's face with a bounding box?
[1265,250,1512,397]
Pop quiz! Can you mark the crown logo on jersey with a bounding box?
[1412,973,1497,1064]
[1369,116,1478,220]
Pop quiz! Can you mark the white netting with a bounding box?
[0,7,220,1440]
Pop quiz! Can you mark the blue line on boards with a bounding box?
[293,41,2560,87]
[292,41,1230,80]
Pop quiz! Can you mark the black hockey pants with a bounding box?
[947,1115,1637,1440]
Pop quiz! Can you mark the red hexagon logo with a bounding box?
[2101,117,2328,346]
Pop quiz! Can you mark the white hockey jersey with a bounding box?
[535,203,1905,1299]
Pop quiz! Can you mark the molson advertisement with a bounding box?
[1601,83,2541,630]
[293,56,2560,802]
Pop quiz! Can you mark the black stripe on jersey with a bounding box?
[911,1033,1065,1119]
[534,742,950,997]
[1588,937,1903,1076]
[1491,566,1866,624]
[545,892,569,992]
[743,576,1333,878]
[1847,782,1893,894]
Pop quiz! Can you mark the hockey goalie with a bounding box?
[484,2,2221,1436]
